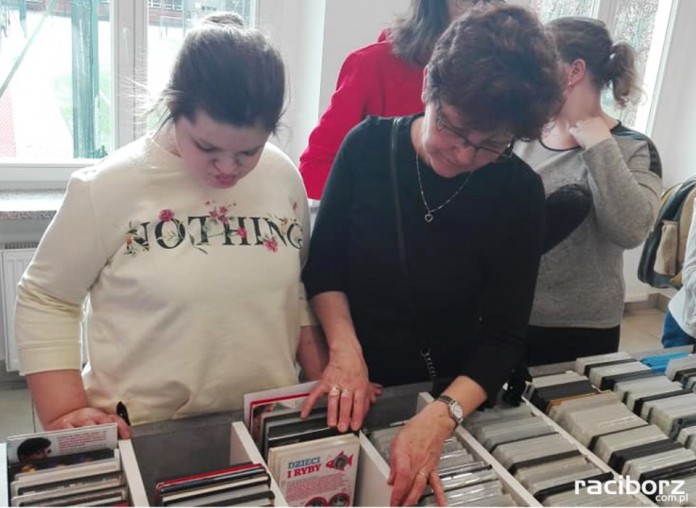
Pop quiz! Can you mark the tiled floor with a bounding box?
[0,308,669,442]
[618,307,666,354]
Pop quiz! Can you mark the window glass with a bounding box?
[605,0,664,129]
[0,0,111,160]
[531,0,673,132]
[530,0,595,23]
[147,0,255,124]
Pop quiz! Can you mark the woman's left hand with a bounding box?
[300,345,378,432]
[388,403,455,506]
[569,116,612,150]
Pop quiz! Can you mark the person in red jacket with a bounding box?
[299,0,502,199]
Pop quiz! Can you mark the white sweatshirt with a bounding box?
[15,134,315,425]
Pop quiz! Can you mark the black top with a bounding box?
[303,115,545,400]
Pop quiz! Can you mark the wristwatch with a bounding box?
[436,395,464,426]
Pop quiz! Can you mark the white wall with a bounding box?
[257,0,325,166]
[317,0,409,113]
[259,0,409,164]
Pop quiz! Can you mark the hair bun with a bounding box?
[200,12,245,28]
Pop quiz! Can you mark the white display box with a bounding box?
[2,385,662,507]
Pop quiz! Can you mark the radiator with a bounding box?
[1,243,37,372]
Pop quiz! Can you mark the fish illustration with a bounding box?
[326,451,353,471]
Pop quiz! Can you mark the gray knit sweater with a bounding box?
[514,124,662,328]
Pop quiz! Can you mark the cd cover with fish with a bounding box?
[267,433,359,506]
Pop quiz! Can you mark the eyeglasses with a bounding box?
[434,100,514,159]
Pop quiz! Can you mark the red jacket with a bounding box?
[299,39,425,199]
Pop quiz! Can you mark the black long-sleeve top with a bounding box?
[303,115,545,400]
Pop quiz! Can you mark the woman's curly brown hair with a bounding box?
[424,4,564,140]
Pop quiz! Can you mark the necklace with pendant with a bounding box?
[415,153,472,223]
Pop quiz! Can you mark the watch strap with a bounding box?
[436,395,464,425]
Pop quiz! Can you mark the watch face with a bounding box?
[451,403,464,421]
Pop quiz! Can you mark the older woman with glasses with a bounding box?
[302,4,563,506]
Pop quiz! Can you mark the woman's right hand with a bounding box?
[300,345,379,432]
[47,407,132,439]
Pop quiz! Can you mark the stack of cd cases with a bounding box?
[580,352,696,441]
[523,371,597,413]
[641,351,691,374]
[523,350,696,506]
[153,463,274,507]
[463,404,647,506]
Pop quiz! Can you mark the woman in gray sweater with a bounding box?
[514,17,663,365]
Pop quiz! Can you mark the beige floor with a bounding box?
[618,307,666,353]
[0,308,670,442]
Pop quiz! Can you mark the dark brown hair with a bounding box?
[156,12,285,132]
[390,0,503,68]
[424,4,564,140]
[17,437,51,461]
[547,17,640,108]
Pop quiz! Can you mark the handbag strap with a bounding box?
[389,117,438,381]
[390,117,408,279]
